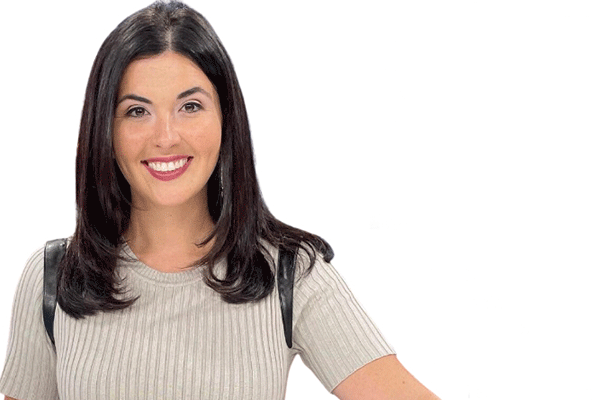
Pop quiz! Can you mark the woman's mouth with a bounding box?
[142,156,193,181]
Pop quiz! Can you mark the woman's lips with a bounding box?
[142,156,193,182]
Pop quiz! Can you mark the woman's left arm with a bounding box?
[332,355,440,400]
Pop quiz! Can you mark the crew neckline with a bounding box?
[120,241,211,285]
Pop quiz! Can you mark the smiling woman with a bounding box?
[0,1,439,400]
[112,51,224,271]
[113,52,222,250]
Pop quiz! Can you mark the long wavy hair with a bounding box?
[58,0,333,319]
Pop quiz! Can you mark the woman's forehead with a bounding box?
[118,51,217,101]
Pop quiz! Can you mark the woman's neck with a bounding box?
[123,200,215,271]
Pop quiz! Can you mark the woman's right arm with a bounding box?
[0,247,60,399]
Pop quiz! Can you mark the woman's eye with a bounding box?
[182,102,202,113]
[126,107,148,118]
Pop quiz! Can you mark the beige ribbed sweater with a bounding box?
[0,243,395,400]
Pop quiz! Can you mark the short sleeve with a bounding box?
[0,247,59,400]
[291,252,396,393]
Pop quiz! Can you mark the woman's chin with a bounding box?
[136,193,205,211]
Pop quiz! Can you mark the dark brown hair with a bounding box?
[59,0,332,318]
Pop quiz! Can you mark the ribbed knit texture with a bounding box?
[0,243,395,400]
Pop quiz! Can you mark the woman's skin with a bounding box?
[112,51,222,271]
[332,354,440,400]
[4,51,440,400]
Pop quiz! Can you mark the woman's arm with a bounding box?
[332,355,440,400]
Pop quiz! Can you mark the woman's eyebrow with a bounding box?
[116,86,212,105]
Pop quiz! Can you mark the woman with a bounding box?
[0,1,439,399]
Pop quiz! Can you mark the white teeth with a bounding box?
[147,158,188,172]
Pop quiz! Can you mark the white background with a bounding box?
[1,1,599,399]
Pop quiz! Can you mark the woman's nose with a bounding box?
[154,114,181,149]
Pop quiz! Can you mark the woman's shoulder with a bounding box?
[18,245,46,288]
[15,237,72,296]
[293,245,343,291]
[259,239,333,279]
[4,245,47,328]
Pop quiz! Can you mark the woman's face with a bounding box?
[113,51,222,211]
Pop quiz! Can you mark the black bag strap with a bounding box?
[43,238,67,347]
[277,246,296,349]
[42,239,297,349]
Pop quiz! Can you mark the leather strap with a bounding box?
[43,238,67,347]
[277,246,296,349]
